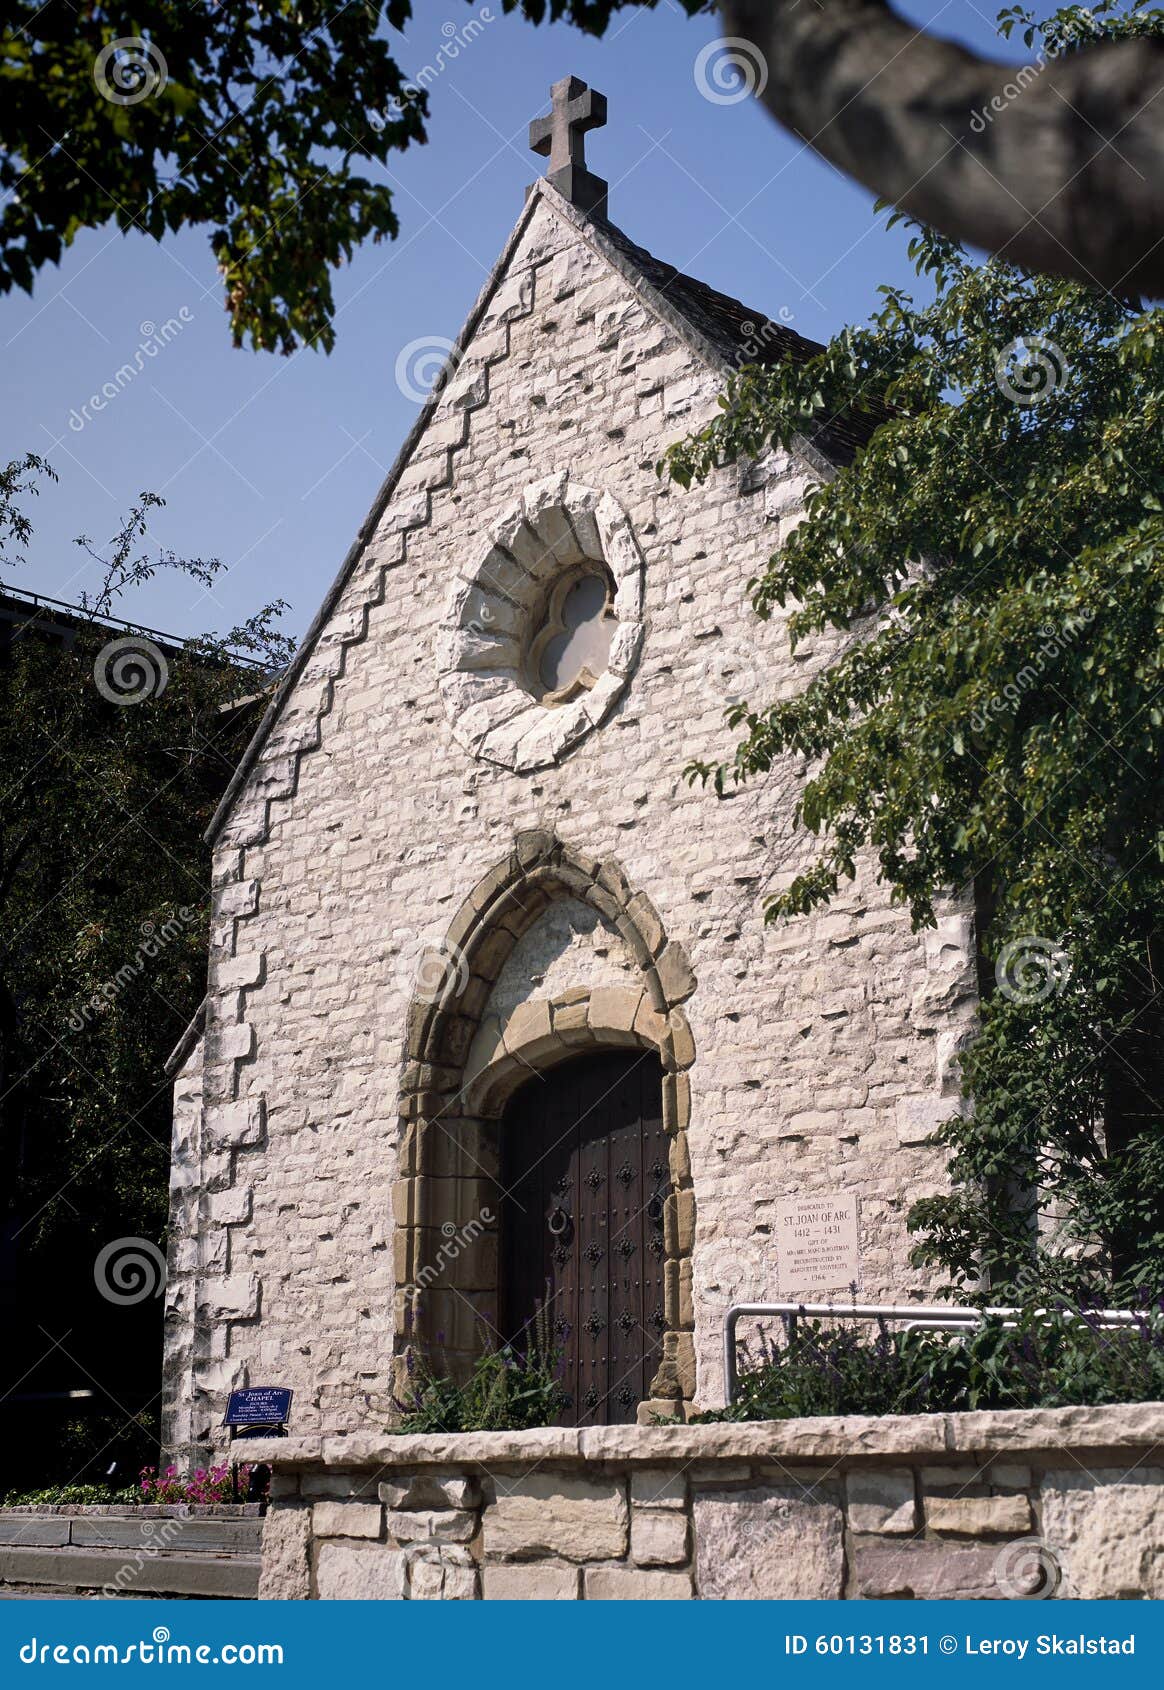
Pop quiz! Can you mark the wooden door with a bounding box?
[500,1051,668,1425]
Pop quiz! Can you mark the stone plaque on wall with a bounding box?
[776,1193,860,1293]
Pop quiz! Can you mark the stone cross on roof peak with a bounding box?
[530,75,609,221]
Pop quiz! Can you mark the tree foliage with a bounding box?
[0,0,707,353]
[5,1,1161,350]
[668,4,1164,1303]
[0,454,291,1484]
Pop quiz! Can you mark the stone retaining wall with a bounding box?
[249,1404,1164,1600]
[0,1505,263,1599]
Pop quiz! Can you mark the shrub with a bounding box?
[394,1311,565,1434]
[0,1484,138,1507]
[698,1302,1164,1422]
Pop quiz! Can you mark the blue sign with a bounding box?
[222,1386,292,1428]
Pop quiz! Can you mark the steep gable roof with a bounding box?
[207,180,879,846]
[592,217,887,464]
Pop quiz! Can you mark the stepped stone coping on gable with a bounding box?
[439,473,645,772]
[164,995,206,1077]
[238,1401,1164,1471]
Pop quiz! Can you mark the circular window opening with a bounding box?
[528,566,617,706]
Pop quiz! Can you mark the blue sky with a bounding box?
[2,1,1025,642]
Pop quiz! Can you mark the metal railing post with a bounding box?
[720,1300,1146,1408]
[723,1306,740,1407]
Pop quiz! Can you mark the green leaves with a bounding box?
[675,231,1164,937]
[1,2,429,352]
[668,3,1164,1300]
[0,0,713,352]
[697,1305,1164,1423]
[0,456,289,1311]
[393,1323,566,1432]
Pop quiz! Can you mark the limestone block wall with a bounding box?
[163,179,978,1460]
[251,1405,1164,1601]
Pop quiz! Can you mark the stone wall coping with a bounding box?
[0,1504,262,1518]
[243,1402,1164,1471]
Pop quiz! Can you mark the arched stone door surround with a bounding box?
[392,831,697,1419]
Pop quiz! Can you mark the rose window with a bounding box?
[438,473,645,771]
[529,567,617,704]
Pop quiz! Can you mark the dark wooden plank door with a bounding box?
[500,1051,668,1425]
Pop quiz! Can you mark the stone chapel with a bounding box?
[162,79,979,1466]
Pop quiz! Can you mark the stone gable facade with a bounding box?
[163,178,978,1467]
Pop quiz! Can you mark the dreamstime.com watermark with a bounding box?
[405,1210,495,1299]
[969,36,1067,133]
[993,1536,1064,1598]
[372,8,496,128]
[398,937,470,1004]
[995,335,1069,405]
[463,597,498,639]
[18,1627,283,1667]
[67,311,194,433]
[93,38,168,106]
[93,635,170,704]
[731,313,796,371]
[68,907,200,1031]
[968,608,1095,733]
[694,37,768,106]
[395,334,461,403]
[99,1517,185,1597]
[995,935,1072,1005]
[94,1236,167,1305]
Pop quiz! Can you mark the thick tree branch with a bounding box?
[721,0,1164,296]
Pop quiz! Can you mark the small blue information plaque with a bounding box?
[222,1386,293,1428]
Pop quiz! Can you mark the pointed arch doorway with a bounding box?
[500,1050,668,1426]
[393,832,699,1419]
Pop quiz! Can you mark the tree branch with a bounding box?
[720,0,1164,296]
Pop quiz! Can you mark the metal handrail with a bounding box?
[722,1299,1145,1405]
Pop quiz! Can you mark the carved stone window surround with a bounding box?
[437,472,645,772]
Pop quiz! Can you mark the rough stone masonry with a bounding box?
[250,1407,1164,1601]
[162,84,979,1467]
